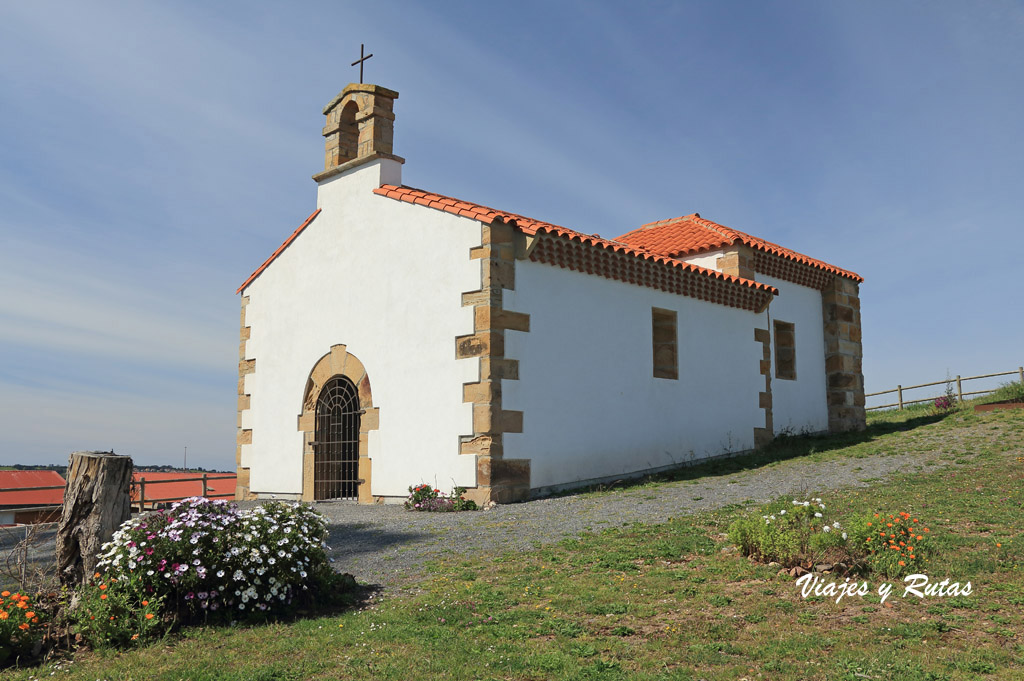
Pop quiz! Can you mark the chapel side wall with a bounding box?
[759,275,829,435]
[502,259,767,491]
[239,161,480,498]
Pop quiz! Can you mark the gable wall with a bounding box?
[240,160,481,498]
[760,275,829,435]
[502,259,767,491]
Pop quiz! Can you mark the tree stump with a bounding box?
[55,451,133,588]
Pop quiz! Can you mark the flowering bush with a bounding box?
[846,511,933,578]
[933,395,955,411]
[87,498,334,629]
[405,484,478,512]
[71,572,164,648]
[728,497,847,567]
[0,590,45,665]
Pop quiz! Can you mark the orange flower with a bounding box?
[997,543,1002,548]
[0,612,8,620]
[110,616,115,621]
[25,611,34,619]
[924,528,929,533]
[131,634,139,641]
[913,518,918,523]
[887,523,893,527]
[32,618,38,624]
[100,594,107,600]
[867,522,872,527]
[0,591,9,597]
[899,560,905,566]
[145,613,155,620]
[99,584,107,590]
[910,554,916,559]
[18,623,28,631]
[917,535,923,540]
[142,600,149,606]
[94,572,101,579]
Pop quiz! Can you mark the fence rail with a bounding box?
[866,366,1024,411]
[134,474,236,512]
[0,473,237,517]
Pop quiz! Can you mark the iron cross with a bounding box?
[351,44,373,84]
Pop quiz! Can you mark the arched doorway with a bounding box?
[313,376,362,500]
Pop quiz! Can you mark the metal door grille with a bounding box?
[313,376,361,500]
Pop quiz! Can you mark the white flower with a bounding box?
[823,526,831,533]
[832,521,840,529]
[779,510,786,515]
[802,501,810,507]
[814,512,822,518]
[842,532,848,540]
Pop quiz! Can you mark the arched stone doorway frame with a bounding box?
[297,345,378,502]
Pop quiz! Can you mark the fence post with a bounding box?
[138,478,146,513]
[1019,366,1023,384]
[897,385,903,410]
[202,473,209,499]
[956,375,963,403]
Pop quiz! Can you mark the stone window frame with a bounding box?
[773,319,797,381]
[652,307,679,380]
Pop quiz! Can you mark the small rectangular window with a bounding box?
[652,308,678,380]
[774,320,796,380]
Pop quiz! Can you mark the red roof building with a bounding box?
[232,81,866,506]
[0,470,66,507]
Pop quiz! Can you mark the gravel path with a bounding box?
[314,445,956,589]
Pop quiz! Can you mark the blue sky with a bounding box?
[2,1,1022,471]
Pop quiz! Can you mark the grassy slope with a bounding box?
[11,407,1024,680]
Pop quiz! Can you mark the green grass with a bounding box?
[9,409,1024,680]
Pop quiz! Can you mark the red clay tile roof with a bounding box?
[372,185,778,311]
[0,470,66,507]
[237,209,321,294]
[615,214,863,283]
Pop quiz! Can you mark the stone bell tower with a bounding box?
[312,83,404,182]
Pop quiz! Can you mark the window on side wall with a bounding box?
[774,319,796,380]
[652,308,678,380]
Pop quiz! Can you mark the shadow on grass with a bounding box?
[542,411,950,500]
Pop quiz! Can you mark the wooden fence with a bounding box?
[0,473,237,519]
[866,366,1024,411]
[133,473,236,512]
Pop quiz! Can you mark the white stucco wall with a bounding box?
[760,275,828,435]
[240,159,481,497]
[503,260,768,490]
[679,250,725,272]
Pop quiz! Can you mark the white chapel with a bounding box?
[234,83,865,505]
